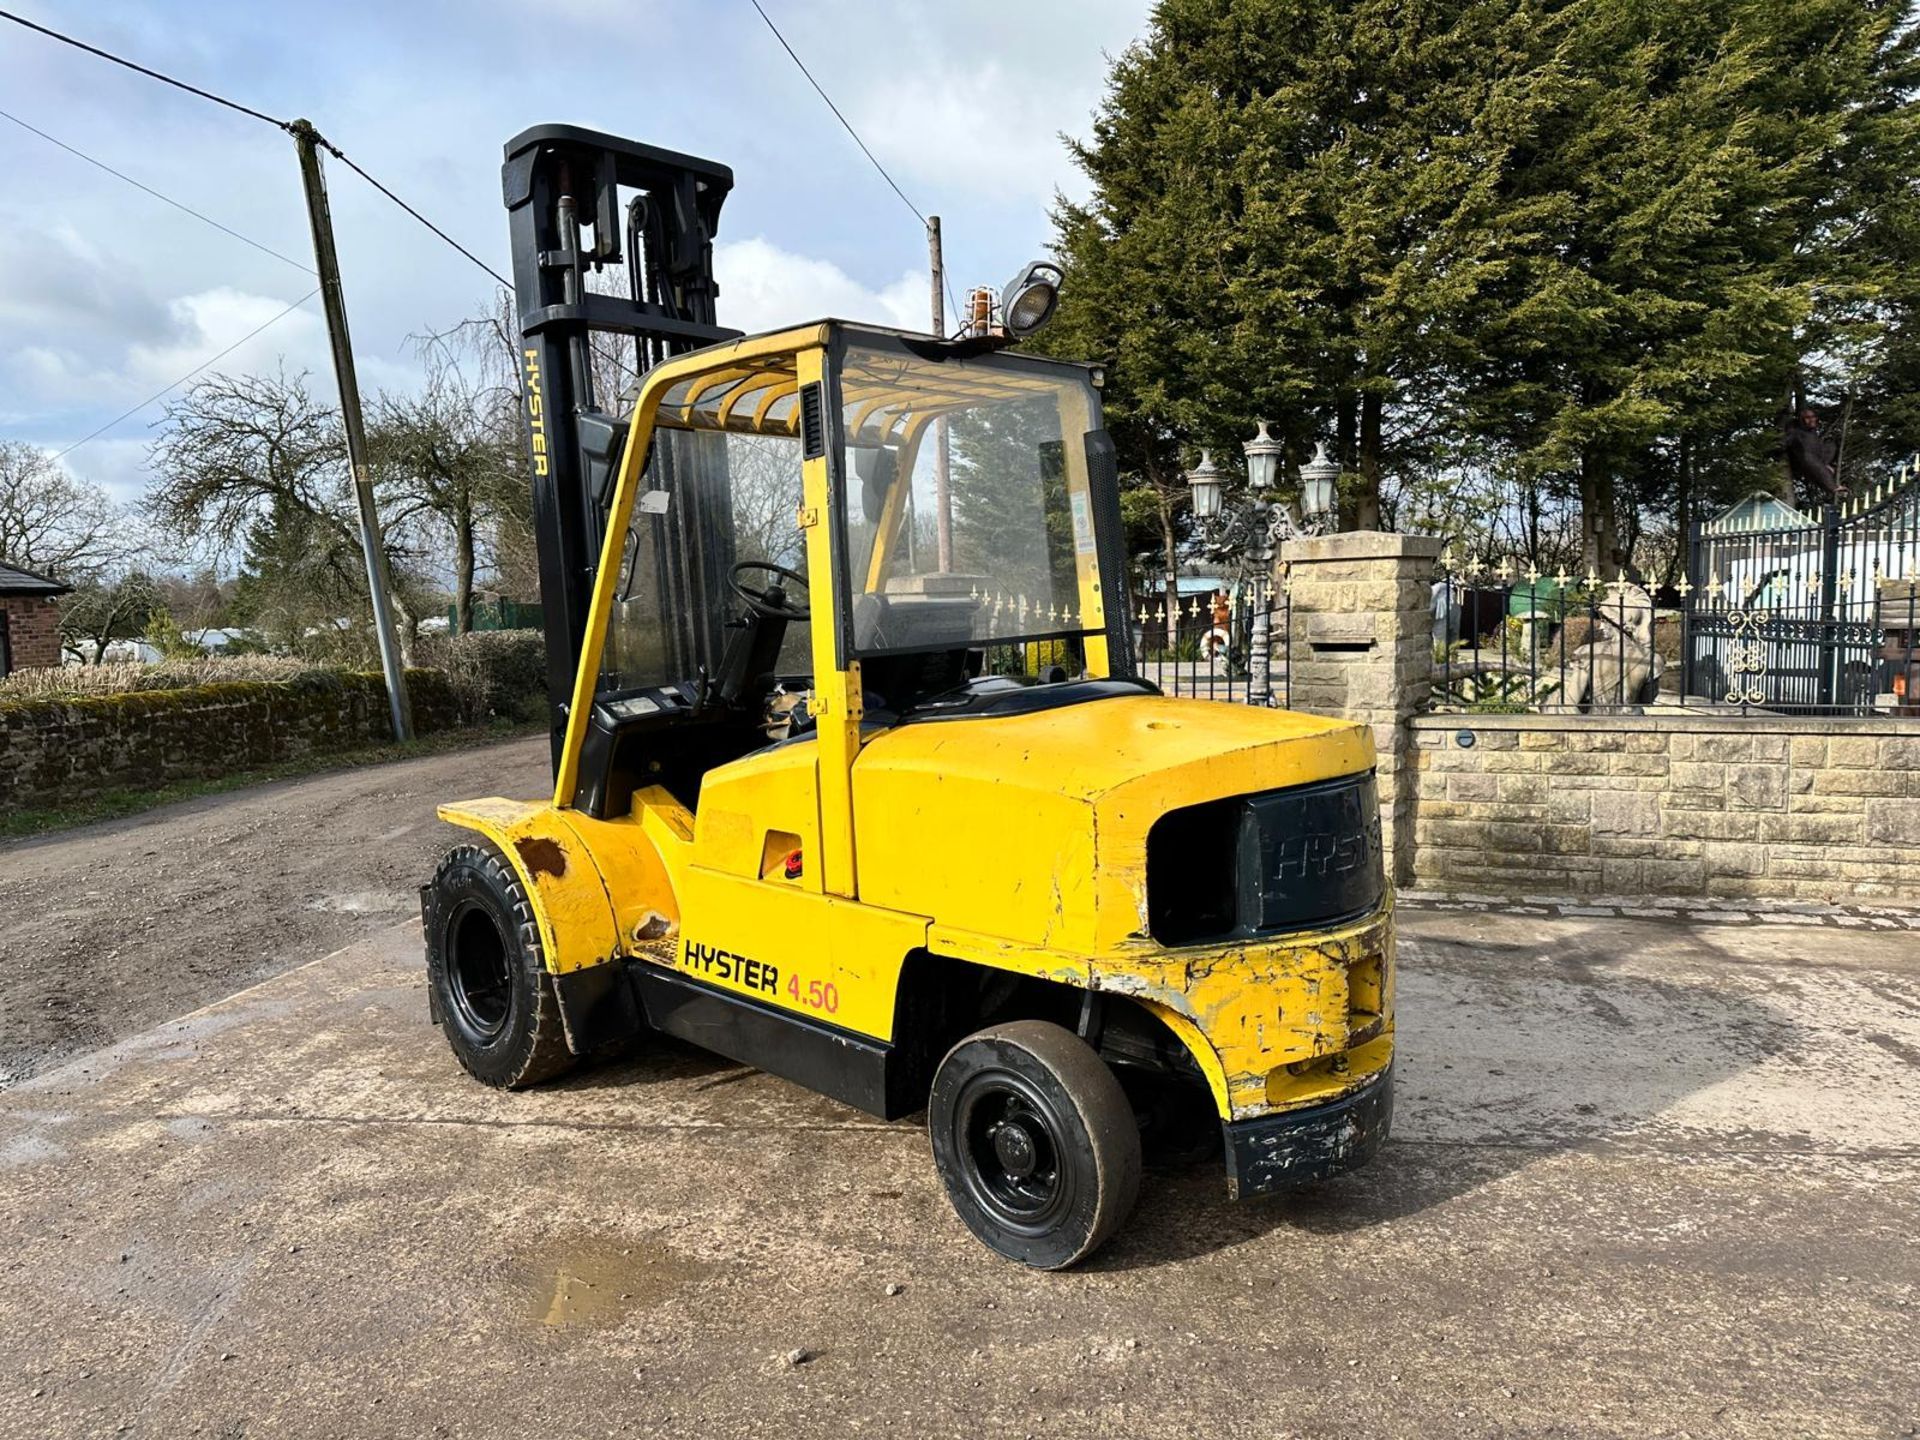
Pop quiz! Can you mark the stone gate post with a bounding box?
[1278,531,1442,885]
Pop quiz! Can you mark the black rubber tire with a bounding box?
[928,1019,1142,1270]
[424,842,575,1089]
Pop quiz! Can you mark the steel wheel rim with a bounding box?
[953,1069,1076,1233]
[446,900,513,1041]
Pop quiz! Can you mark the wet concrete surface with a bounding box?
[1,906,1916,1438]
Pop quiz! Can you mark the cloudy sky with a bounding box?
[0,1,1151,507]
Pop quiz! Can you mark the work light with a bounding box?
[1000,260,1063,336]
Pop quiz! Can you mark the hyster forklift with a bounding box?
[423,125,1394,1268]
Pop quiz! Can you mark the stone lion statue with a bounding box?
[1561,581,1661,710]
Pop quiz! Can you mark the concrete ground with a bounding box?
[3,905,1917,1439]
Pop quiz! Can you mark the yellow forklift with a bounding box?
[423,126,1394,1268]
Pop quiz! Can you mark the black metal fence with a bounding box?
[1430,559,1683,713]
[1683,472,1920,715]
[1429,516,1920,718]
[1133,582,1291,706]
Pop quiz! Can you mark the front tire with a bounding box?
[424,843,575,1088]
[928,1020,1142,1269]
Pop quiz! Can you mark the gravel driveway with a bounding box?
[0,735,550,1085]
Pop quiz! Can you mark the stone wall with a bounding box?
[1280,531,1442,883]
[1409,714,1920,903]
[0,596,62,672]
[0,670,459,811]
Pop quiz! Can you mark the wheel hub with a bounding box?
[956,1079,1070,1229]
[991,1119,1039,1178]
[446,901,513,1041]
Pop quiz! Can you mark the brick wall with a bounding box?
[0,670,459,811]
[0,596,63,671]
[1409,714,1920,903]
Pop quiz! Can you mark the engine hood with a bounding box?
[850,694,1374,953]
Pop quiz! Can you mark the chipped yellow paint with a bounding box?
[1086,903,1395,1120]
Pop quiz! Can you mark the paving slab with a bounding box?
[3,907,1918,1439]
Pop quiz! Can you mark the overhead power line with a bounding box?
[0,10,509,291]
[747,0,926,226]
[51,288,321,462]
[0,105,313,275]
[746,0,962,324]
[314,134,512,291]
[0,7,290,130]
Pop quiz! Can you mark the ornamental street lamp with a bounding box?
[1243,418,1283,493]
[1184,449,1225,520]
[1299,441,1339,528]
[1184,428,1289,706]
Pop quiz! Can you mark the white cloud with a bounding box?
[55,437,151,511]
[120,287,330,395]
[0,220,179,344]
[6,284,421,507]
[852,57,1100,205]
[715,237,928,334]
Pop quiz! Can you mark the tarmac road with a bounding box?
[2,900,1917,1438]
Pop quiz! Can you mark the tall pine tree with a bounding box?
[1047,0,1920,573]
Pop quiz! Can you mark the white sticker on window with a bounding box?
[1070,491,1095,554]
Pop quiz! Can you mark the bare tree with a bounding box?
[403,300,547,604]
[146,369,420,661]
[727,435,806,570]
[59,572,158,664]
[0,441,117,581]
[373,331,521,633]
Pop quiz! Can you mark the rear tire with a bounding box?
[929,1020,1142,1269]
[424,843,575,1088]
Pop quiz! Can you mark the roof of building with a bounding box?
[1705,492,1813,534]
[0,562,72,598]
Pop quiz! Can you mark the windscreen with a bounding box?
[598,427,809,694]
[837,340,1106,658]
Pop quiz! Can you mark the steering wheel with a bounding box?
[729,560,810,621]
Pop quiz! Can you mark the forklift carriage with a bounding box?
[423,125,1394,1269]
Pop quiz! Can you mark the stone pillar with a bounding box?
[1278,530,1442,885]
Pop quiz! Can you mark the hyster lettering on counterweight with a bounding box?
[681,939,779,996]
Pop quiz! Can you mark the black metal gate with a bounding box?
[1685,467,1920,714]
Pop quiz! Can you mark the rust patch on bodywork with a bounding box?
[515,835,569,879]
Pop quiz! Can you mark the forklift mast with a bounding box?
[502,124,739,772]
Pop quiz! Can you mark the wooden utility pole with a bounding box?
[290,119,413,740]
[928,216,954,572]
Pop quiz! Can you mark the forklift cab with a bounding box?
[560,323,1136,860]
